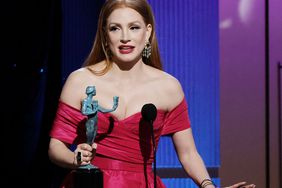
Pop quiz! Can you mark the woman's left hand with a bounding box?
[224,181,255,188]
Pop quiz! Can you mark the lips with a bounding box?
[118,45,134,54]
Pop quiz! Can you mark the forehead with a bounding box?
[107,7,145,24]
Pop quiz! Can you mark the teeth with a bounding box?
[120,46,131,49]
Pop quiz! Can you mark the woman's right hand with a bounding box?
[73,143,97,167]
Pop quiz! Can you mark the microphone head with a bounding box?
[141,103,157,122]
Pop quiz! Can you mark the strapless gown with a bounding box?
[50,98,190,188]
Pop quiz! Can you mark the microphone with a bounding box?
[141,103,157,188]
[141,103,157,123]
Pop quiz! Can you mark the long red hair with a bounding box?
[82,0,163,75]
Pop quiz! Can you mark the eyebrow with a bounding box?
[108,21,142,26]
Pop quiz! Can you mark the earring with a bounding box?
[142,41,151,58]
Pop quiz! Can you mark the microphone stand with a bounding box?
[150,120,157,188]
[141,103,157,188]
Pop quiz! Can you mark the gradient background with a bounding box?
[220,1,281,187]
[1,0,281,187]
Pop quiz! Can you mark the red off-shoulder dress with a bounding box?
[50,98,191,188]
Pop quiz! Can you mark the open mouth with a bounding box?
[119,45,135,54]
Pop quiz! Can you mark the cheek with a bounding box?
[107,35,119,52]
[136,33,147,47]
[140,32,147,41]
[108,33,119,45]
[108,44,118,57]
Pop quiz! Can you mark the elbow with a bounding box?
[48,141,55,163]
[48,138,61,164]
[178,149,200,165]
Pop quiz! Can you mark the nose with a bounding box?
[120,30,130,43]
[120,38,130,43]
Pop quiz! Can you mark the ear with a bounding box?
[145,24,152,41]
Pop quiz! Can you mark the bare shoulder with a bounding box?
[60,67,95,109]
[161,72,185,110]
[162,72,183,93]
[147,67,185,111]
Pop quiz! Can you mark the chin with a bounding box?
[116,55,141,63]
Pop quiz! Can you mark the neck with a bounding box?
[109,59,145,81]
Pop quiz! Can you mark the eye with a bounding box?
[109,26,119,32]
[130,26,141,30]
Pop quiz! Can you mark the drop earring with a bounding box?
[142,41,151,58]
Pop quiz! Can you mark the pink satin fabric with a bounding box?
[50,98,191,188]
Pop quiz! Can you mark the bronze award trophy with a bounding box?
[74,86,119,188]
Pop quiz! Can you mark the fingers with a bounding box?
[235,182,256,188]
[74,152,91,166]
[79,143,92,151]
[91,143,97,156]
[73,150,83,166]
[76,151,82,162]
[232,182,247,187]
[92,143,97,149]
[239,184,256,188]
[73,143,97,167]
[226,182,256,188]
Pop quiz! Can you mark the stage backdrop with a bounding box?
[61,0,219,187]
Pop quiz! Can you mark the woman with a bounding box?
[48,0,255,188]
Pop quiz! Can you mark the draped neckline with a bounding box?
[58,100,167,122]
